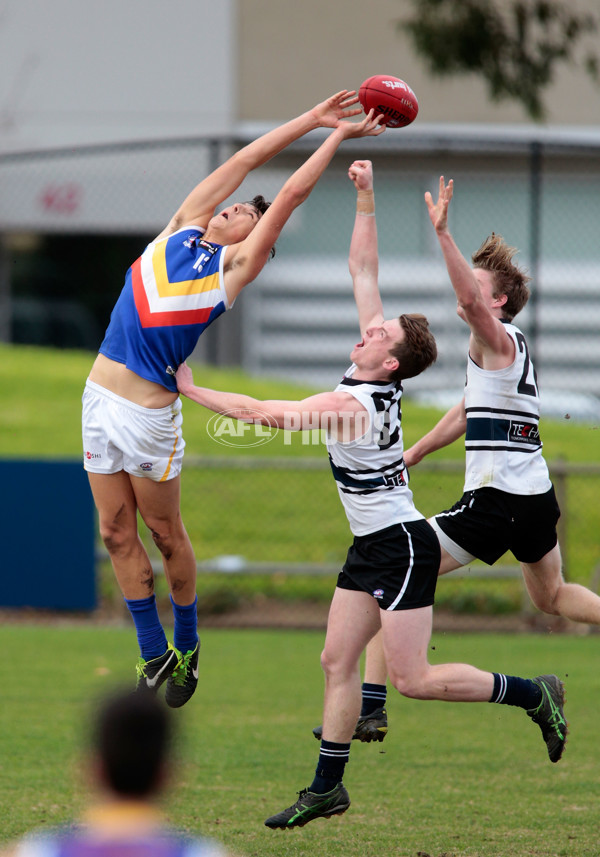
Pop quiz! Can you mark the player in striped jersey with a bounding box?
[353,174,597,749]
[407,176,600,629]
[82,92,385,706]
[175,161,566,829]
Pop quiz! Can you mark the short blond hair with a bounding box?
[471,233,531,320]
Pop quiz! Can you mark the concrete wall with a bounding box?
[0,0,235,153]
[238,0,600,127]
[1,0,597,158]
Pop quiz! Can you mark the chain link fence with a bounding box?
[94,453,600,627]
[2,129,598,623]
[2,128,600,409]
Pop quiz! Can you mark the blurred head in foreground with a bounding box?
[91,688,173,801]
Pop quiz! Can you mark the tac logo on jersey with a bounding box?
[383,471,406,488]
[509,421,540,444]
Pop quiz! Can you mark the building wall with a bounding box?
[1,0,598,159]
[232,137,600,411]
[1,0,599,411]
[238,0,600,127]
[0,0,236,153]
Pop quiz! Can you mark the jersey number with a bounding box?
[372,391,401,450]
[515,332,539,398]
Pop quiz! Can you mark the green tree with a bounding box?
[400,0,599,120]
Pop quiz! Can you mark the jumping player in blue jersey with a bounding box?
[174,161,567,829]
[2,689,231,857]
[341,174,595,751]
[82,92,385,707]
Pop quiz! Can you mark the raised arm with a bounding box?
[403,398,467,468]
[347,160,384,334]
[222,113,385,302]
[156,91,363,240]
[425,177,513,362]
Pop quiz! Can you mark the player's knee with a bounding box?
[144,514,186,558]
[320,647,350,681]
[530,587,561,615]
[388,670,424,699]
[320,647,334,676]
[526,576,562,614]
[149,526,173,558]
[99,521,136,557]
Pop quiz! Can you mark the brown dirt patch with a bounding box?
[0,602,596,635]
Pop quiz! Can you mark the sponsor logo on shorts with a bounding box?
[139,462,153,471]
[85,451,101,460]
[373,588,384,599]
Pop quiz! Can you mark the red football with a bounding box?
[358,75,419,128]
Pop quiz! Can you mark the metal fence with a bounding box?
[1,128,600,420]
[2,128,599,622]
[105,454,600,626]
[234,130,600,413]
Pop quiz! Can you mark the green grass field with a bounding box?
[1,344,599,855]
[1,624,599,857]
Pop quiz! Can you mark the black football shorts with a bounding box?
[431,485,560,566]
[337,518,440,611]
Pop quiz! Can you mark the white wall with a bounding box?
[0,0,235,153]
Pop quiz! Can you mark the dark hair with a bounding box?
[471,233,531,320]
[93,690,172,798]
[246,195,276,260]
[388,313,437,382]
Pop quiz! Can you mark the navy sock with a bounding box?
[361,682,387,716]
[490,673,542,711]
[125,594,168,661]
[170,594,198,654]
[309,740,350,794]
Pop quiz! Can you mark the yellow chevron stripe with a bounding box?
[152,239,220,298]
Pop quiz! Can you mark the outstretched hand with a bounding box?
[312,90,363,127]
[348,159,373,191]
[425,176,454,234]
[337,109,386,140]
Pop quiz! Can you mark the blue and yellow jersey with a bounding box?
[99,226,230,392]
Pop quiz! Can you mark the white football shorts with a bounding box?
[82,379,185,482]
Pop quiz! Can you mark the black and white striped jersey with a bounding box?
[325,365,423,537]
[464,321,551,495]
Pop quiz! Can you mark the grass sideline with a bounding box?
[0,624,598,857]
